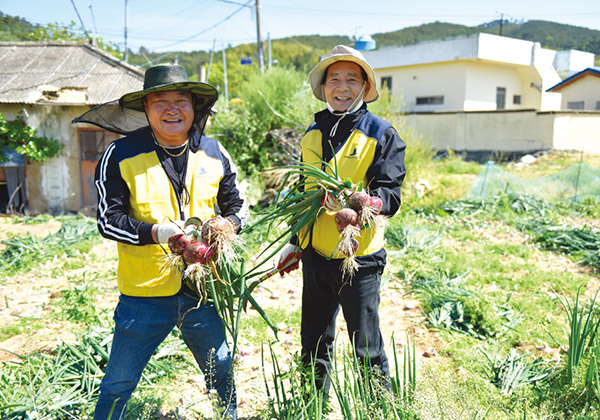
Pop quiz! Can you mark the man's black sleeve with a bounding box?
[365,125,407,217]
[94,142,155,245]
[216,143,249,232]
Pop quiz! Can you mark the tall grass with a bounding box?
[0,215,100,275]
[209,67,320,175]
[261,334,417,419]
[0,318,197,419]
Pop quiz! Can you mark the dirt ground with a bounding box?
[0,214,588,419]
[0,216,434,418]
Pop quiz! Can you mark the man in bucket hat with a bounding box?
[78,64,247,419]
[276,45,406,393]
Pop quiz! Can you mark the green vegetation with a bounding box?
[372,19,600,57]
[2,146,600,418]
[2,14,600,415]
[209,66,321,173]
[2,11,599,86]
[0,113,61,163]
[0,215,100,276]
[0,317,44,342]
[0,319,195,419]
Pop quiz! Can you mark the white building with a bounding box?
[547,67,600,111]
[362,33,595,113]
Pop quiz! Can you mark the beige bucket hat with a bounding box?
[309,44,379,103]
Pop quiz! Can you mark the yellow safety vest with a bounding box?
[299,126,386,259]
[116,148,224,296]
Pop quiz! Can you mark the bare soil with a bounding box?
[0,213,591,419]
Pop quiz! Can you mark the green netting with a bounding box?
[464,161,600,202]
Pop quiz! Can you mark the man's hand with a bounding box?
[276,244,302,276]
[155,221,184,244]
[321,191,342,212]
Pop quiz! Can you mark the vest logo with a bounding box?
[345,147,359,159]
[196,167,208,176]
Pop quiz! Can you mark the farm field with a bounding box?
[1,150,600,419]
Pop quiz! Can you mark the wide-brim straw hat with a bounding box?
[119,63,218,113]
[309,45,379,103]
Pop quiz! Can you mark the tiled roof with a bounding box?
[0,41,144,105]
[547,67,600,91]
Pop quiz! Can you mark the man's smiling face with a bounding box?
[144,90,194,146]
[323,61,369,112]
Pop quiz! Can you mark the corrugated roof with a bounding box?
[0,41,144,105]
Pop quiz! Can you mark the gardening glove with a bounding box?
[276,244,302,276]
[156,220,184,244]
[321,191,342,212]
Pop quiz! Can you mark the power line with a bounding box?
[151,0,253,50]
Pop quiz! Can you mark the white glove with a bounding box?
[276,244,302,275]
[156,221,184,244]
[321,191,342,212]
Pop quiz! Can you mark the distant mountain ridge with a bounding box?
[370,20,600,56]
[1,12,598,77]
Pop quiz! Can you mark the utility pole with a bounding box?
[223,45,229,105]
[124,0,129,62]
[499,13,504,36]
[268,32,271,70]
[255,0,265,73]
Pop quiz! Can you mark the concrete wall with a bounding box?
[401,110,600,154]
[364,33,538,69]
[550,113,600,152]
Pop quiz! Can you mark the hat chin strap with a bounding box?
[324,82,366,138]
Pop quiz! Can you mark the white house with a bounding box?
[362,32,594,113]
[547,67,600,111]
[358,33,600,154]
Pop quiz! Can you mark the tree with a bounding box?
[0,113,61,163]
[25,21,122,59]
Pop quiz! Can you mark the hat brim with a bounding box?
[119,81,218,113]
[309,55,379,103]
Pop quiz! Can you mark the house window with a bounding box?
[416,96,444,105]
[513,95,521,105]
[381,77,392,91]
[567,101,584,110]
[79,129,117,161]
[496,87,506,109]
[595,101,600,111]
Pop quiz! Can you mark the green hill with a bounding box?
[0,12,40,41]
[370,20,600,56]
[1,12,598,81]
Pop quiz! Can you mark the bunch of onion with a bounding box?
[243,159,354,281]
[166,232,215,304]
[164,219,277,355]
[348,190,385,231]
[333,208,362,278]
[331,192,385,278]
[161,216,241,301]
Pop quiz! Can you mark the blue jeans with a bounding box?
[93,293,237,419]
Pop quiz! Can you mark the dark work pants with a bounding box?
[300,263,389,393]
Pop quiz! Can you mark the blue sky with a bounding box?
[2,0,599,53]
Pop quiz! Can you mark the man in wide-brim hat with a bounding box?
[76,63,247,420]
[275,45,407,393]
